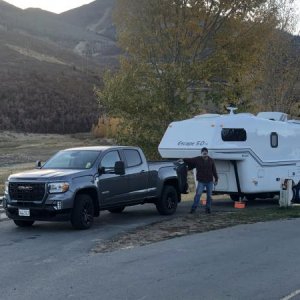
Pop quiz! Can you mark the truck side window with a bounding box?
[270,132,278,148]
[124,150,142,167]
[101,151,121,168]
[221,128,247,141]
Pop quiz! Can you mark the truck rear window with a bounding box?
[124,150,142,167]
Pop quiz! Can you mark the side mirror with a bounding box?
[98,166,106,175]
[115,161,125,175]
[35,160,42,168]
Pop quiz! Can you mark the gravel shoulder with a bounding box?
[93,200,300,253]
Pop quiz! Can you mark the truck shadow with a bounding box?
[6,198,280,233]
[7,204,166,233]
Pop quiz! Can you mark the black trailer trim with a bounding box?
[231,160,243,201]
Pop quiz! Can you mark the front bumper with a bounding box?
[3,191,74,222]
[5,204,72,222]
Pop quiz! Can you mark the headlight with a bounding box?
[48,182,69,194]
[4,181,9,193]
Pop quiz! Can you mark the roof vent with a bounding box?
[226,106,238,115]
[257,112,287,122]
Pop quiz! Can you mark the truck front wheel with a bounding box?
[13,220,35,227]
[71,194,94,230]
[156,185,178,215]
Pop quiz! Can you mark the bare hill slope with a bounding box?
[0,0,118,133]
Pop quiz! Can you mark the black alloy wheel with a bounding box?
[156,185,178,215]
[71,194,94,230]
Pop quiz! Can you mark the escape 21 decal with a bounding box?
[177,141,208,147]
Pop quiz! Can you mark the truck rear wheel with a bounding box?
[156,185,178,215]
[13,220,35,227]
[71,194,94,230]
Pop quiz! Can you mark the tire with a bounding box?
[156,185,178,215]
[108,207,125,214]
[246,194,256,201]
[230,194,240,201]
[292,187,300,203]
[71,194,94,230]
[13,220,35,227]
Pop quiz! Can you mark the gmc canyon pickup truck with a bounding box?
[3,146,187,229]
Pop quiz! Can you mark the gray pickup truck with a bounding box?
[3,146,187,229]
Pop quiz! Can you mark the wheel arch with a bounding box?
[75,188,100,217]
[162,178,181,202]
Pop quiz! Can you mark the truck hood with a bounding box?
[9,169,89,181]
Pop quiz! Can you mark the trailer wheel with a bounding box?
[246,194,256,201]
[230,194,240,201]
[292,187,300,203]
[156,185,178,215]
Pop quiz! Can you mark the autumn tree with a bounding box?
[256,1,300,115]
[97,0,289,158]
[257,32,300,115]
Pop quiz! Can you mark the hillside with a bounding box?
[61,0,116,40]
[60,0,119,58]
[0,0,119,134]
[0,26,102,133]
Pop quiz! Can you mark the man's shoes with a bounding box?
[190,207,196,214]
[205,207,211,214]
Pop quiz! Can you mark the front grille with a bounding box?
[9,182,46,202]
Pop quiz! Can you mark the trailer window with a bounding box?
[270,132,278,148]
[221,128,247,142]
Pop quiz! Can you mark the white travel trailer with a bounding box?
[158,109,300,201]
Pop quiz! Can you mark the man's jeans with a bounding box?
[192,181,214,210]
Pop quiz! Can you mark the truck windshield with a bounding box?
[43,150,101,170]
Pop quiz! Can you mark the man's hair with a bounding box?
[201,147,208,153]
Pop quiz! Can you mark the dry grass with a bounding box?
[0,131,113,193]
[0,163,34,194]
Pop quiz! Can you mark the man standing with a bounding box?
[184,147,218,214]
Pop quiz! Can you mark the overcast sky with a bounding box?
[3,0,300,33]
[4,0,95,14]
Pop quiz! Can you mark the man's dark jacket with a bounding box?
[183,156,218,183]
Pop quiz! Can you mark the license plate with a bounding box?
[18,209,30,217]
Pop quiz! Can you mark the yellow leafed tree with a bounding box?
[97,0,294,158]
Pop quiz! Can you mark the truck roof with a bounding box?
[63,146,138,152]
